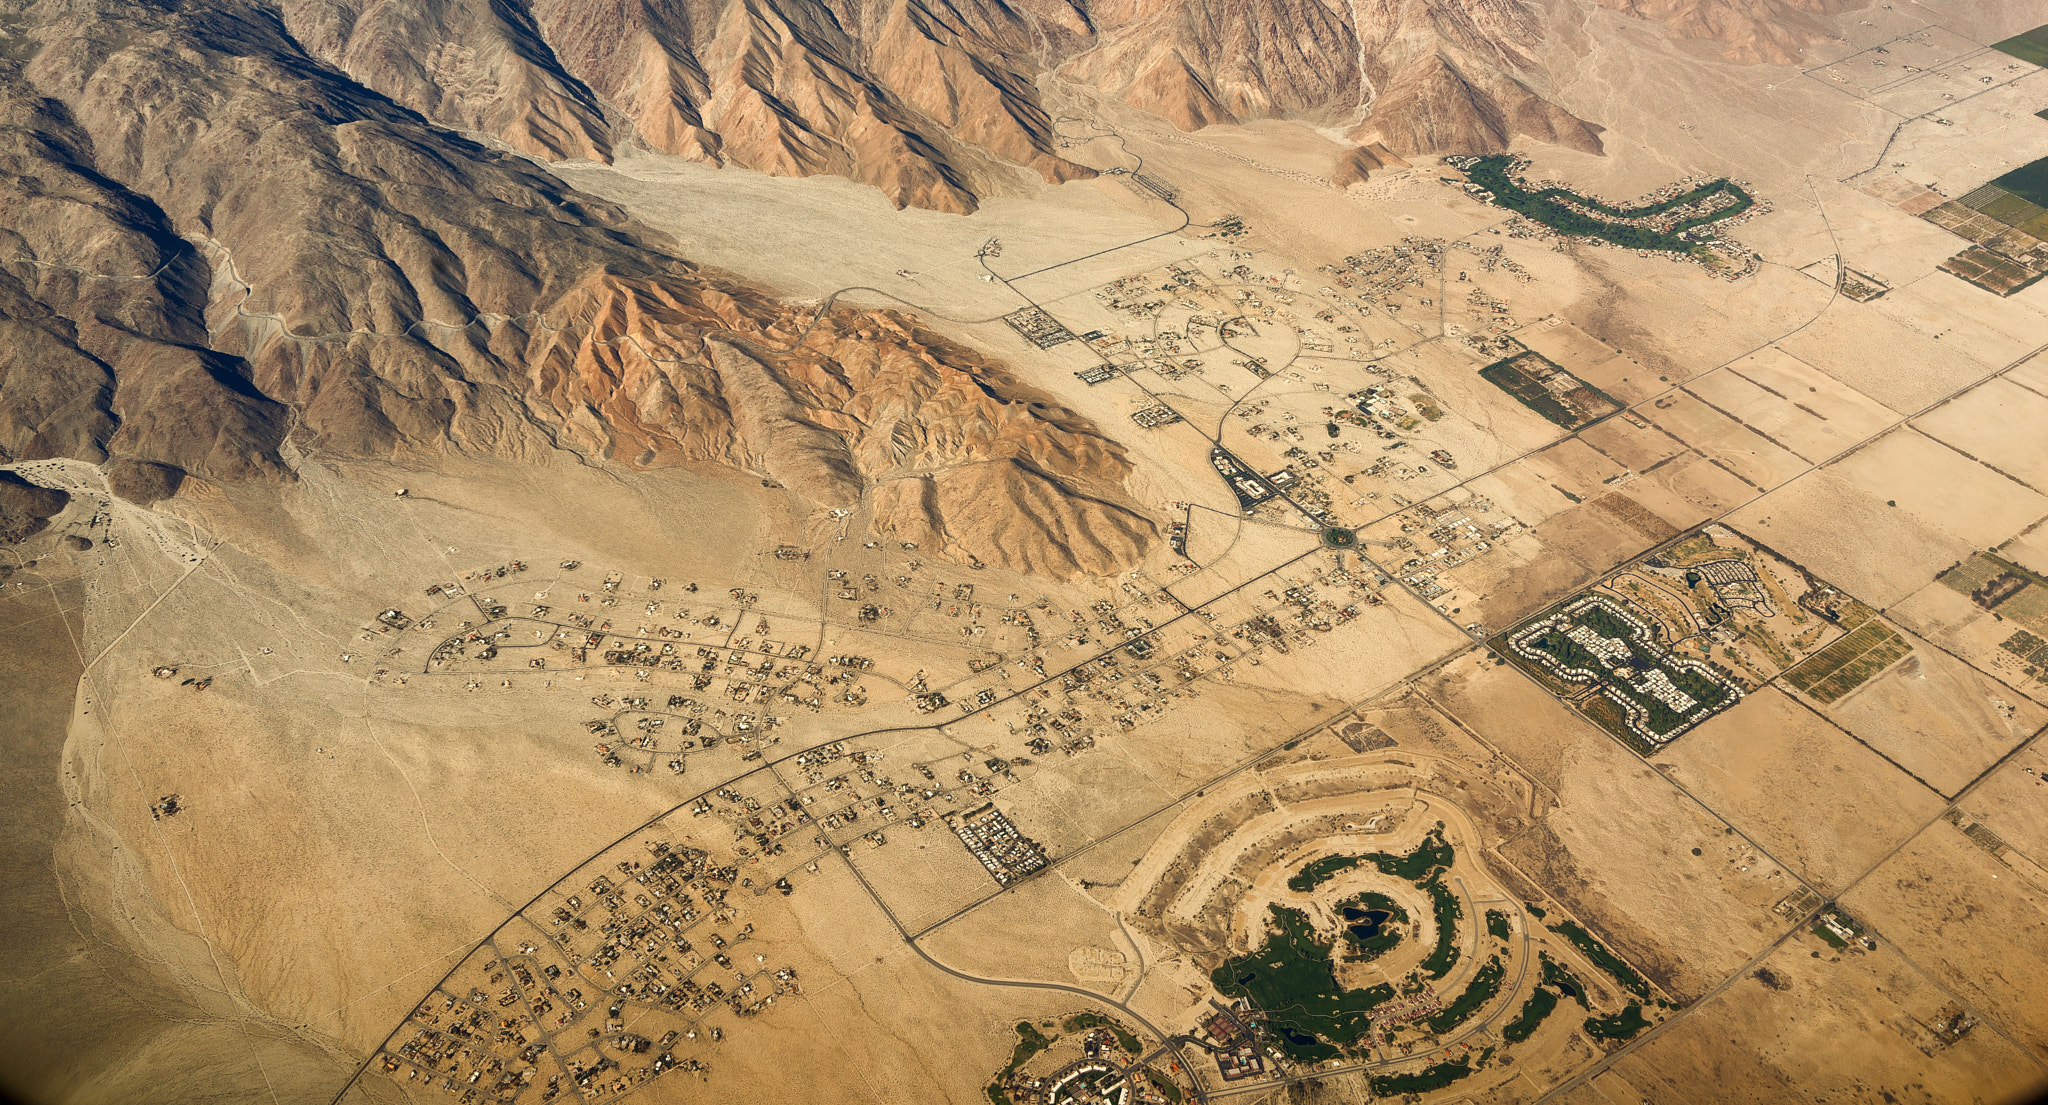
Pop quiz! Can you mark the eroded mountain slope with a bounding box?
[0,0,1152,578]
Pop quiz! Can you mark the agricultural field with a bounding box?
[1478,350,1622,430]
[1780,621,1913,703]
[1991,22,2048,66]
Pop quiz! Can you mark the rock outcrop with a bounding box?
[1349,53,1603,156]
[1059,0,1604,157]
[0,471,68,543]
[1331,142,1411,186]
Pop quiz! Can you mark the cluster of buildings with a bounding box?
[1320,238,1444,301]
[1130,405,1181,429]
[1506,593,1740,743]
[948,803,1050,885]
[1442,156,1767,279]
[1005,306,1078,348]
[1209,446,1284,512]
[1201,1006,1267,1081]
[375,822,808,1103]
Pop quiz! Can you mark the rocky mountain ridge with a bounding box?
[268,0,1850,212]
[0,0,1152,577]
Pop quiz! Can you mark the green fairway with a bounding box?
[1211,905,1395,1060]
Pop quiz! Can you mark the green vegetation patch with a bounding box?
[1549,922,1649,999]
[1288,853,1365,892]
[1502,984,1559,1043]
[1584,1002,1652,1041]
[1939,553,2048,631]
[1211,905,1395,1060]
[1477,352,1619,431]
[1427,955,1506,1034]
[1992,25,2048,68]
[1461,155,1752,253]
[1999,629,2048,675]
[1003,1022,1055,1076]
[1575,693,1652,755]
[990,1021,1056,1100]
[1479,358,1582,428]
[1371,1058,1474,1096]
[1359,826,1457,882]
[1781,620,1911,703]
[1486,910,1513,941]
[1992,155,2048,212]
[1541,953,1591,1008]
[1061,1012,1140,1055]
[1418,875,1464,980]
[1289,829,1453,892]
[1980,191,2047,228]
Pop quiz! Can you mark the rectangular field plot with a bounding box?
[1695,349,1896,462]
[1991,23,2048,66]
[1827,429,2048,550]
[1869,52,2039,116]
[1646,390,1810,490]
[1938,245,2046,296]
[1936,552,2048,631]
[1781,620,1912,703]
[1478,350,1620,430]
[1922,201,2010,244]
[1490,525,1871,748]
[1817,623,2048,795]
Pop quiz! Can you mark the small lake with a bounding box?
[1342,906,1393,940]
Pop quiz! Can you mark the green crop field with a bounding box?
[1991,24,2048,68]
[1993,155,2048,209]
[1782,621,1910,703]
[1479,359,1581,427]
